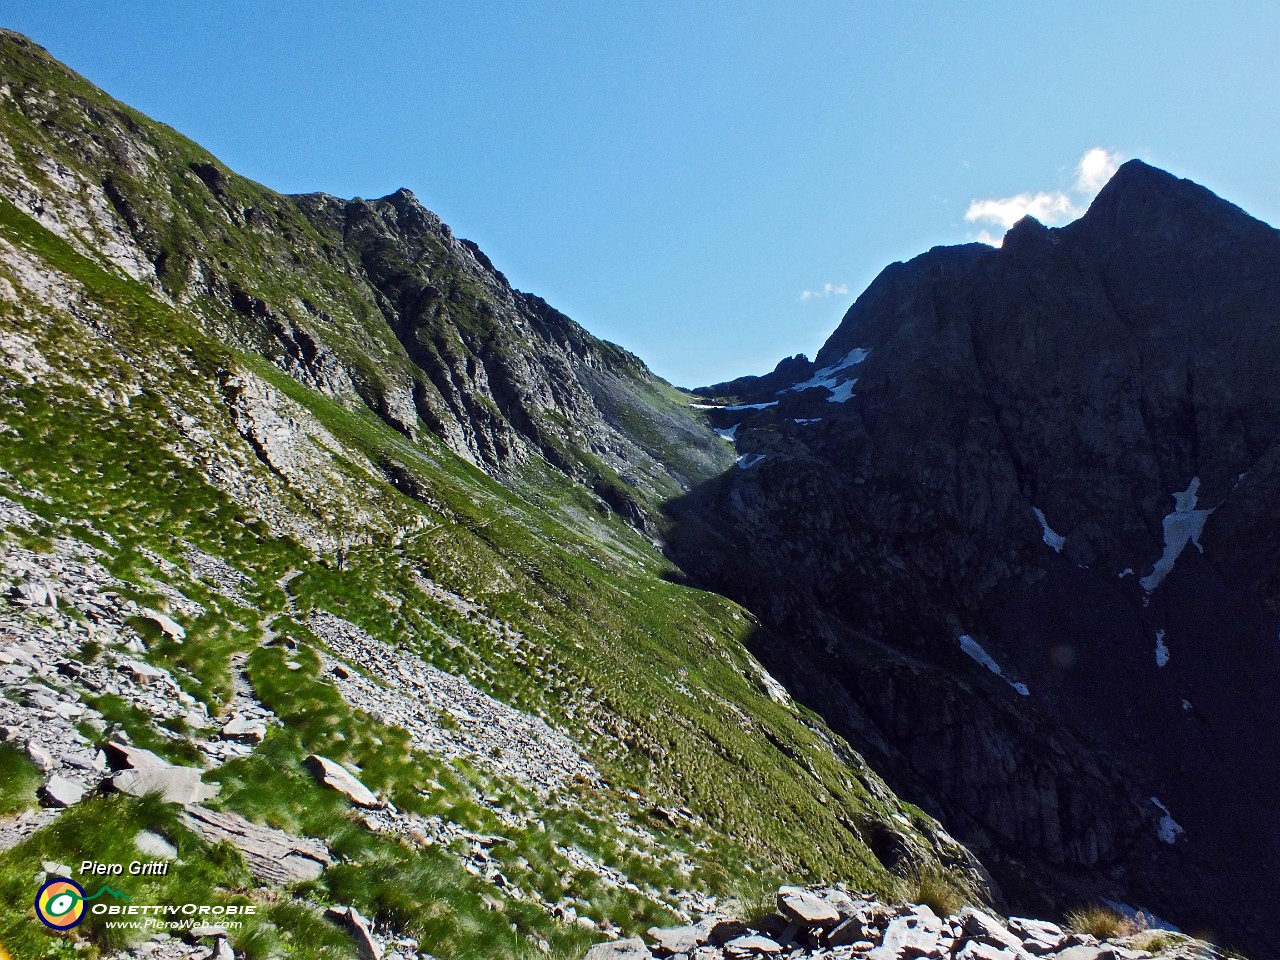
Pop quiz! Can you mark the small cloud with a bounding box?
[964,147,1126,240]
[1075,147,1122,193]
[800,282,849,302]
[975,230,1003,248]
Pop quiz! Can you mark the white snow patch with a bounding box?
[1140,478,1213,593]
[959,635,1030,696]
[1117,568,1134,578]
[793,418,822,425]
[1150,797,1185,844]
[1155,630,1170,668]
[690,400,778,411]
[826,379,857,403]
[1180,698,1192,711]
[781,348,869,404]
[736,454,766,470]
[715,424,739,441]
[1032,507,1065,552]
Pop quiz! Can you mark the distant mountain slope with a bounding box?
[0,29,727,530]
[669,160,1280,952]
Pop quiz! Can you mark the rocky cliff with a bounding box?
[668,160,1280,953]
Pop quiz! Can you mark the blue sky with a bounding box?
[5,2,1279,386]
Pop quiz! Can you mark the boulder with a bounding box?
[584,939,652,960]
[140,609,186,641]
[39,774,86,807]
[649,917,719,955]
[723,935,783,957]
[1009,917,1066,954]
[304,755,381,808]
[708,918,749,945]
[211,937,235,960]
[220,715,267,743]
[182,805,331,884]
[824,916,868,947]
[104,740,170,770]
[25,742,54,774]
[870,915,945,960]
[11,579,56,606]
[113,764,220,806]
[960,908,1031,957]
[776,886,841,926]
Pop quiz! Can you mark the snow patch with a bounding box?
[690,401,778,411]
[781,348,869,404]
[1155,630,1170,668]
[826,379,857,403]
[958,635,1030,696]
[1180,698,1192,711]
[1117,568,1134,578]
[1150,797,1185,844]
[715,424,739,441]
[1140,478,1213,593]
[793,418,822,425]
[1032,507,1065,552]
[736,454,766,470]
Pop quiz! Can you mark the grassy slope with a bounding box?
[0,30,729,517]
[0,34,978,960]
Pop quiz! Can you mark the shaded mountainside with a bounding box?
[668,160,1280,954]
[0,30,988,960]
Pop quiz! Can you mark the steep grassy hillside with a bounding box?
[0,32,984,960]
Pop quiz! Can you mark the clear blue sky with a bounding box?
[5,2,1279,387]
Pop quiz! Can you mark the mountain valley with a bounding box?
[0,27,1273,960]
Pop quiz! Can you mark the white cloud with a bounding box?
[1075,147,1122,193]
[965,191,1080,230]
[965,147,1127,240]
[800,282,849,301]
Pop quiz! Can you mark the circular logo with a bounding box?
[35,877,87,930]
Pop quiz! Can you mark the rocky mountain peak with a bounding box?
[672,161,1280,953]
[1069,157,1275,250]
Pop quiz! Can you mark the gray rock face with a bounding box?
[303,754,381,808]
[670,161,1280,947]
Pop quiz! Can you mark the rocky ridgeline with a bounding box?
[589,887,1220,960]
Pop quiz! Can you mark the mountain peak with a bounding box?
[1070,158,1273,247]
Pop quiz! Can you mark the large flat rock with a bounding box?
[182,805,331,885]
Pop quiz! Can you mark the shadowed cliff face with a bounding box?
[667,160,1280,950]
